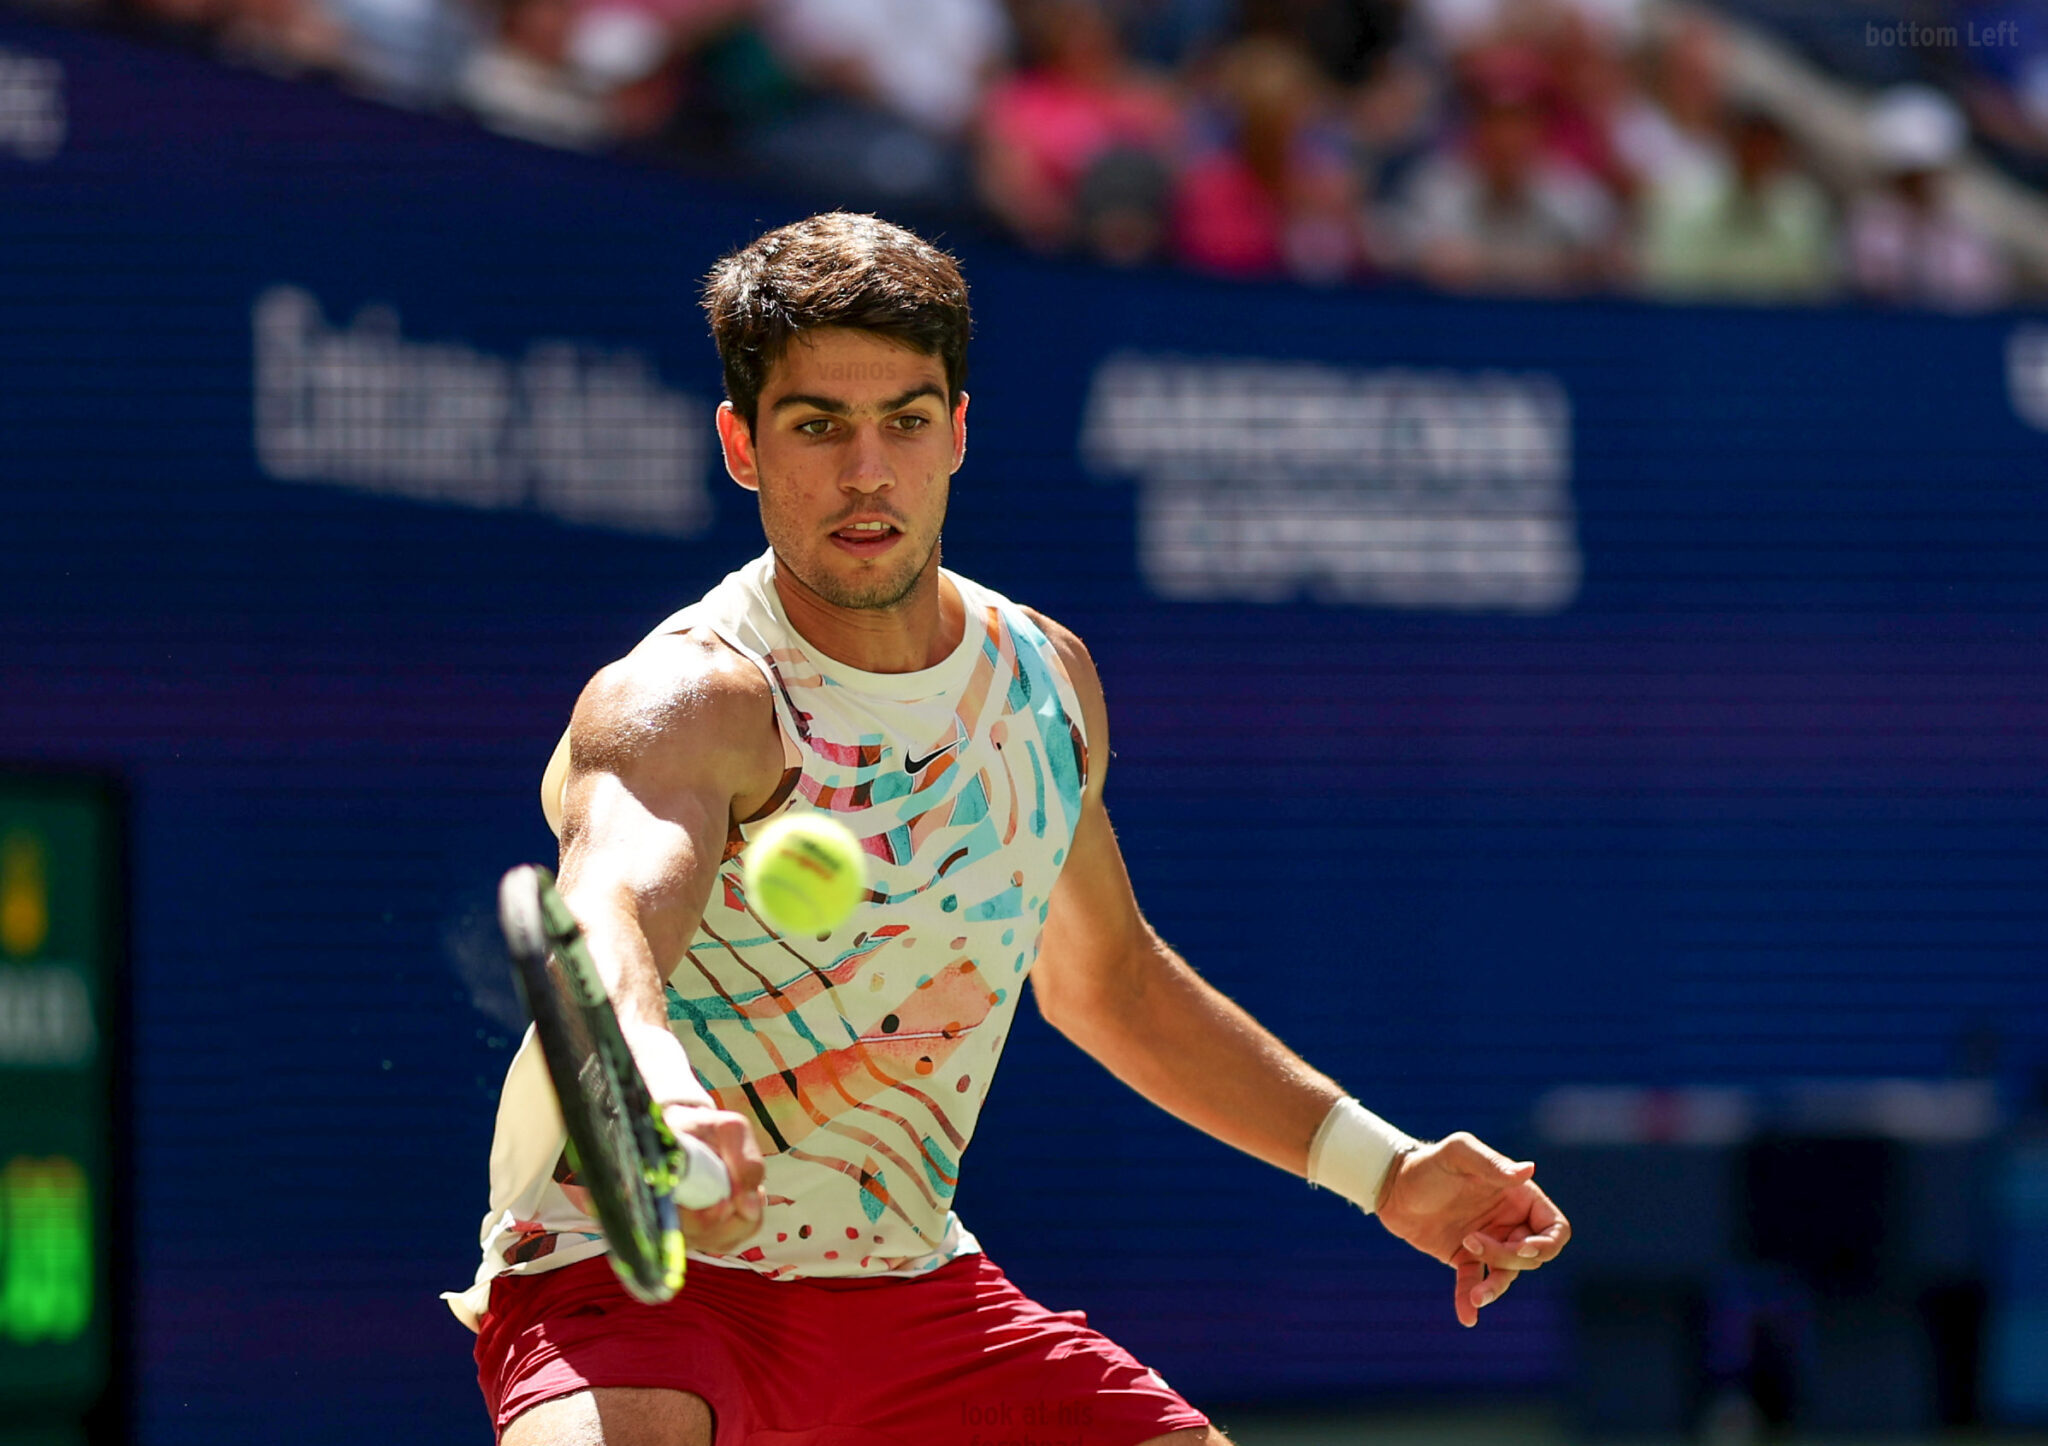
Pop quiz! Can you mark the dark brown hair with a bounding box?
[702,213,971,429]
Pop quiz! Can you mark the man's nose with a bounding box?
[841,424,892,493]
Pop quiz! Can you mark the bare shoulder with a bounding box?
[569,627,781,800]
[1020,606,1098,693]
[1021,606,1109,789]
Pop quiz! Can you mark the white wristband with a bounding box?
[1307,1096,1419,1215]
[622,1021,714,1110]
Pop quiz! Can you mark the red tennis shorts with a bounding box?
[474,1251,1210,1445]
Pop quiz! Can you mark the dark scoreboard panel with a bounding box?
[0,777,121,1438]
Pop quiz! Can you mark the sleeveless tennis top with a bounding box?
[445,551,1089,1329]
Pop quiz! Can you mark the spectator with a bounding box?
[1347,37,1438,149]
[215,0,351,77]
[1240,0,1412,88]
[1413,0,1641,66]
[1541,4,1636,195]
[1847,82,2012,309]
[571,5,683,142]
[1611,11,1728,193]
[1640,107,1836,301]
[1246,0,1442,212]
[322,0,480,104]
[976,0,1182,254]
[761,0,1001,134]
[1391,44,1619,293]
[460,0,612,148]
[742,0,1007,208]
[568,0,760,151]
[1173,36,1369,280]
[1074,143,1176,263]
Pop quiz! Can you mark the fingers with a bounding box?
[663,1104,768,1249]
[1475,1262,1518,1312]
[1453,1250,1485,1329]
[1525,1181,1572,1242]
[1392,1131,1574,1329]
[1488,1179,1573,1264]
[1460,1228,1528,1274]
[1444,1138,1573,1272]
[679,1206,756,1255]
[1462,1213,1569,1272]
[709,1113,767,1221]
[1451,1250,1523,1327]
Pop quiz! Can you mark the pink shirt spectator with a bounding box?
[976,0,1182,252]
[982,69,1180,215]
[1173,150,1287,275]
[1170,38,1365,282]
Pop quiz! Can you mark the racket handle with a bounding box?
[673,1131,732,1210]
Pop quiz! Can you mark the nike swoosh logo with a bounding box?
[903,738,962,774]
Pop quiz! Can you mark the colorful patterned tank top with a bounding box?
[446,551,1088,1327]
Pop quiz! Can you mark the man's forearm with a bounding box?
[1043,936,1344,1176]
[561,881,714,1108]
[562,884,672,1028]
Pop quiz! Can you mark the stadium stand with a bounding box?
[14,0,2048,294]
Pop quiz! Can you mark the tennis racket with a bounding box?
[498,863,731,1305]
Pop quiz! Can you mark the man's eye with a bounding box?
[797,419,834,437]
[894,415,930,432]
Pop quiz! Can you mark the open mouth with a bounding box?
[829,521,902,556]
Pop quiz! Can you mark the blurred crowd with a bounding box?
[93,0,2048,306]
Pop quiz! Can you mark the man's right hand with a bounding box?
[662,1103,768,1255]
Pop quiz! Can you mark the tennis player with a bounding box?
[447,212,1571,1446]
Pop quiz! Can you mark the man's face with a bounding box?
[718,327,966,612]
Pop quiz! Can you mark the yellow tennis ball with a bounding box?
[741,813,867,937]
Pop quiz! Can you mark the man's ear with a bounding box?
[951,389,969,474]
[717,400,761,493]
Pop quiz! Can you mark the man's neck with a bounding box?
[772,558,966,675]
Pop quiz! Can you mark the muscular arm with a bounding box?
[1026,611,1569,1325]
[551,629,786,1249]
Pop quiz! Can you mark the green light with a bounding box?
[0,1156,92,1343]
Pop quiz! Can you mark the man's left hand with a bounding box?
[1375,1132,1571,1328]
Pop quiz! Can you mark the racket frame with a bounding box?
[499,863,690,1305]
